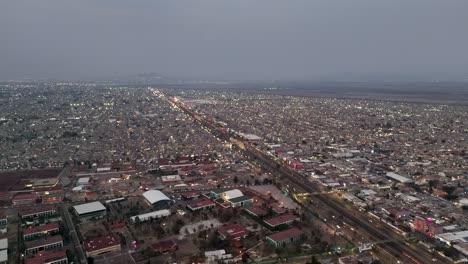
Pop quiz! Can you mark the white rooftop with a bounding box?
[0,238,7,250]
[437,230,468,244]
[386,172,413,183]
[0,250,6,263]
[142,190,170,205]
[130,209,171,222]
[221,189,243,200]
[205,249,226,257]
[74,201,106,215]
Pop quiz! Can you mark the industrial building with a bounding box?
[73,201,107,219]
[142,190,171,207]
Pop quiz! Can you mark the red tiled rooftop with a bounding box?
[245,206,268,217]
[13,193,36,200]
[181,191,200,199]
[263,213,299,227]
[187,198,215,209]
[150,240,177,252]
[266,227,304,242]
[83,234,120,253]
[24,222,59,236]
[25,249,67,264]
[25,235,63,249]
[21,206,55,217]
[271,205,287,214]
[217,223,250,240]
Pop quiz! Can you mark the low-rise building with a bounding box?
[180,191,200,200]
[83,234,121,257]
[266,227,304,247]
[229,195,253,208]
[73,201,106,219]
[186,199,216,211]
[12,193,37,206]
[217,224,250,240]
[263,213,299,230]
[142,190,172,207]
[25,235,63,254]
[130,209,171,224]
[25,249,68,264]
[23,222,60,240]
[21,206,56,219]
[244,206,268,218]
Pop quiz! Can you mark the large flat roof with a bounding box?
[386,172,413,183]
[74,201,106,215]
[142,190,170,205]
[437,230,468,244]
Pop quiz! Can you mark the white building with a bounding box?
[142,190,171,206]
[74,201,107,218]
[76,177,90,186]
[130,209,171,223]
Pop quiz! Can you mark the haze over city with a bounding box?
[2,0,468,81]
[1,1,468,264]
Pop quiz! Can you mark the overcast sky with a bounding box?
[1,0,468,81]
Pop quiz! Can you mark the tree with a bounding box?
[241,252,250,263]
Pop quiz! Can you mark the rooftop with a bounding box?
[266,227,304,242]
[20,206,55,217]
[142,190,171,204]
[217,224,249,240]
[187,198,215,209]
[264,213,299,227]
[244,206,268,216]
[83,233,120,252]
[25,235,63,249]
[25,249,67,264]
[24,222,59,236]
[74,201,106,215]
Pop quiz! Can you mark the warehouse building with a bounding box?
[73,201,106,219]
[142,190,172,207]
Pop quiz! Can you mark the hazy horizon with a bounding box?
[2,0,468,81]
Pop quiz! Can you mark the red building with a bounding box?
[180,191,200,200]
[263,213,299,229]
[25,249,68,264]
[23,222,60,240]
[217,224,250,240]
[12,193,37,206]
[151,240,177,254]
[83,234,121,257]
[186,199,216,211]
